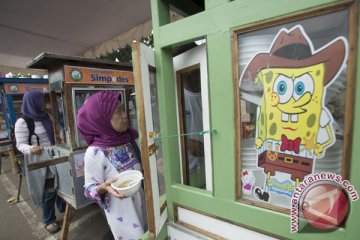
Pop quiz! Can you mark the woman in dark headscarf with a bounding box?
[15,91,65,234]
[77,91,146,240]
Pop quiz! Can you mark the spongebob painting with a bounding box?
[240,25,348,202]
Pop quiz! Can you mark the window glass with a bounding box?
[149,67,166,196]
[237,10,349,209]
[177,67,206,189]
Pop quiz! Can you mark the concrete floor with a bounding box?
[0,156,114,240]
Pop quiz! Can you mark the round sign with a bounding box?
[9,84,19,93]
[301,182,349,230]
[69,68,83,81]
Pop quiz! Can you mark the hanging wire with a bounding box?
[154,129,217,140]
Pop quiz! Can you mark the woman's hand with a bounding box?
[96,177,126,199]
[30,146,43,155]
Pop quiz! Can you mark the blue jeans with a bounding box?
[42,190,66,225]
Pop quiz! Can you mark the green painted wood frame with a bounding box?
[150,0,360,239]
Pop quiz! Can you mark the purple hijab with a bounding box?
[76,91,138,147]
[21,91,55,145]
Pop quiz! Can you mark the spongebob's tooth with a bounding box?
[282,113,289,122]
[291,114,298,123]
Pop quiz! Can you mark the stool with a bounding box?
[0,140,18,175]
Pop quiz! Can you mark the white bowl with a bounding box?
[111,170,143,197]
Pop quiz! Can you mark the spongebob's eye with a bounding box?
[293,74,314,101]
[277,81,287,95]
[295,82,305,95]
[273,75,293,103]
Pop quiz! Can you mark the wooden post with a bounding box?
[0,152,2,174]
[8,149,18,174]
[0,150,17,174]
[0,140,18,175]
[61,202,76,240]
[16,173,22,202]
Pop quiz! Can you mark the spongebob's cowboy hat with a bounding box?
[240,26,347,86]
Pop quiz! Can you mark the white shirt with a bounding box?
[184,89,203,142]
[184,89,204,172]
[15,118,51,154]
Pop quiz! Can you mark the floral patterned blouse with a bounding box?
[83,143,146,240]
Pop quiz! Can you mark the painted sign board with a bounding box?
[64,65,134,85]
[3,83,49,94]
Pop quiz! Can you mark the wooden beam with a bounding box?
[27,156,68,171]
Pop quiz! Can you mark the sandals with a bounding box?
[45,222,61,234]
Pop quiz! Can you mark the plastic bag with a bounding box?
[23,148,58,206]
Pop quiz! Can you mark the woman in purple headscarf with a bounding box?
[15,91,65,234]
[77,91,147,240]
